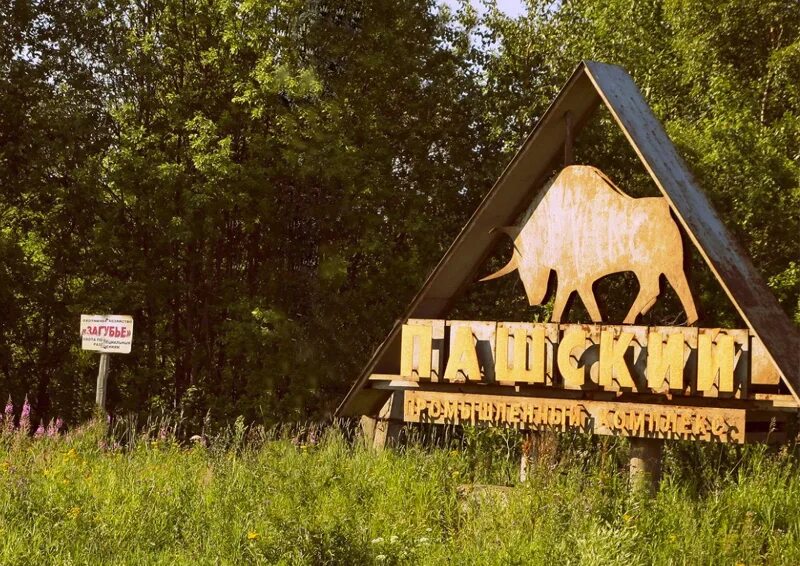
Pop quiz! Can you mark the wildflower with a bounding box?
[158,427,168,441]
[19,396,31,433]
[3,397,13,433]
[68,506,81,519]
[622,513,632,523]
[55,417,64,432]
[34,420,45,438]
[247,531,259,541]
[46,419,57,437]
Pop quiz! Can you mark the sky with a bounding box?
[441,0,528,18]
[493,0,526,17]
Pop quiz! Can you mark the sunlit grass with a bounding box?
[0,420,798,564]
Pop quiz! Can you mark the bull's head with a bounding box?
[480,226,551,307]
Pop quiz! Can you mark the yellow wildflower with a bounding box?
[247,531,259,541]
[68,507,81,519]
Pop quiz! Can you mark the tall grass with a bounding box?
[0,419,799,565]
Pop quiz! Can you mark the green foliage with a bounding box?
[1,1,798,426]
[2,423,800,564]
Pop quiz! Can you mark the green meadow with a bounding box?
[1,421,799,565]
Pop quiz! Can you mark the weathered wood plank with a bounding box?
[404,390,746,443]
[368,376,798,412]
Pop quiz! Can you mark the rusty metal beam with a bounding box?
[583,61,800,401]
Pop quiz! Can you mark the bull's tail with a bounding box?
[480,227,521,282]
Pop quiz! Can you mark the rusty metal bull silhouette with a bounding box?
[481,165,698,325]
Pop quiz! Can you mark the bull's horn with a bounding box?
[479,227,520,282]
[495,226,521,241]
[479,256,518,281]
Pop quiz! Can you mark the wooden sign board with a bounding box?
[405,391,745,443]
[80,314,134,354]
[399,319,774,398]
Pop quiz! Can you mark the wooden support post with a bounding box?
[371,392,405,450]
[564,111,574,166]
[519,431,538,482]
[629,437,662,494]
[359,415,379,447]
[95,353,110,411]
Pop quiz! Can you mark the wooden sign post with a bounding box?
[95,353,111,409]
[79,314,134,411]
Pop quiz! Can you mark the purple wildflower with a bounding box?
[55,417,63,433]
[158,426,168,441]
[34,420,45,438]
[19,395,31,433]
[46,418,57,437]
[3,396,14,433]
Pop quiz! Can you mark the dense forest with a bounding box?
[1,0,798,429]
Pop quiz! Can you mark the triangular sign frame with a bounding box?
[336,60,800,417]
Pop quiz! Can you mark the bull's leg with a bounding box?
[577,284,603,323]
[551,286,573,323]
[624,275,661,325]
[665,268,698,325]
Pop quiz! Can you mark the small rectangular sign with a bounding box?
[80,314,133,354]
[404,390,746,443]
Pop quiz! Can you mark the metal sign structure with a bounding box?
[336,61,799,446]
[80,314,134,354]
[80,314,133,410]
